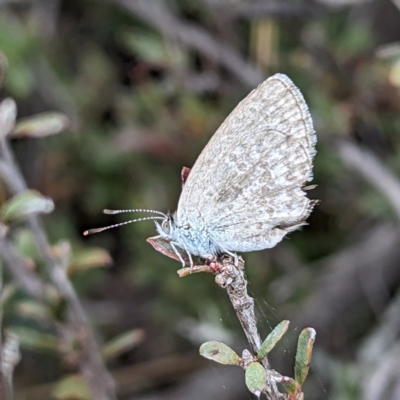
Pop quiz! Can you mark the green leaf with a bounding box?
[1,283,18,305]
[199,341,240,365]
[245,362,266,397]
[15,300,50,321]
[102,329,145,362]
[0,14,39,97]
[270,370,302,397]
[258,320,289,360]
[119,28,166,65]
[52,375,92,400]
[279,376,299,396]
[13,229,40,260]
[9,326,59,353]
[12,112,69,138]
[295,327,316,386]
[1,190,54,222]
[68,248,113,275]
[0,97,16,139]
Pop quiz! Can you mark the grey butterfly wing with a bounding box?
[177,73,316,252]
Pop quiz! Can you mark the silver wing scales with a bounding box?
[176,74,316,252]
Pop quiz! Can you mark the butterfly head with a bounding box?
[155,213,176,238]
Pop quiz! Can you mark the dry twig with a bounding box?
[359,289,400,400]
[338,140,400,220]
[202,0,315,18]
[179,256,286,400]
[109,0,265,87]
[0,139,116,400]
[296,223,400,339]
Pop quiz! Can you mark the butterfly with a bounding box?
[85,74,317,268]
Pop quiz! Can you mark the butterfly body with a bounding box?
[155,213,223,257]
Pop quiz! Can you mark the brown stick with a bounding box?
[214,256,261,354]
[338,140,400,220]
[109,0,264,87]
[0,139,116,400]
[180,255,285,399]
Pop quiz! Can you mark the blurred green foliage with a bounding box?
[1,1,400,399]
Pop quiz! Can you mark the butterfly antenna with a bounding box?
[103,208,168,218]
[83,216,164,236]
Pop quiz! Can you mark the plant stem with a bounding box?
[179,254,286,399]
[215,256,261,354]
[0,138,117,400]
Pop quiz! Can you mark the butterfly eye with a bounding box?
[162,220,170,234]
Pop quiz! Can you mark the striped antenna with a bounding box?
[83,216,164,236]
[103,208,167,218]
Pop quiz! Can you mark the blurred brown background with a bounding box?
[1,0,400,399]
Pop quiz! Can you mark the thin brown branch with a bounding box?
[32,0,60,39]
[295,223,400,343]
[203,0,315,18]
[338,140,400,220]
[358,285,400,400]
[109,0,264,87]
[315,0,372,6]
[180,255,286,400]
[0,258,7,400]
[360,288,400,363]
[0,239,47,300]
[0,368,7,400]
[1,332,20,400]
[360,342,400,400]
[0,139,116,400]
[393,0,400,12]
[15,351,207,400]
[214,256,261,354]
[0,9,79,130]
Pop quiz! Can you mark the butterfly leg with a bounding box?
[170,241,186,267]
[224,249,239,266]
[214,241,239,266]
[185,248,194,268]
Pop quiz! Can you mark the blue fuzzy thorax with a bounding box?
[155,213,223,258]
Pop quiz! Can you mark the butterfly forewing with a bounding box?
[176,74,316,252]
